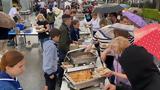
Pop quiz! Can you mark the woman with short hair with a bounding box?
[36,14,50,49]
[105,37,160,90]
[101,36,131,88]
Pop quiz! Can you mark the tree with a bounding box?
[117,0,120,3]
[156,0,160,11]
[57,0,61,8]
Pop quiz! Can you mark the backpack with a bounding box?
[47,13,55,24]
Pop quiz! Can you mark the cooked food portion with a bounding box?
[68,70,93,83]
[35,25,44,29]
[61,62,73,69]
[36,28,45,33]
[96,67,111,76]
[70,44,79,50]
[76,54,90,58]
[100,43,109,49]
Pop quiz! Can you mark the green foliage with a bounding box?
[121,2,130,6]
[140,8,160,22]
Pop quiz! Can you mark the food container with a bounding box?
[64,65,105,90]
[66,48,97,65]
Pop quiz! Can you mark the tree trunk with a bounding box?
[57,0,61,9]
[156,0,160,10]
[158,0,160,11]
[117,0,120,3]
[153,0,156,8]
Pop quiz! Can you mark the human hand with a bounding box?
[100,47,112,61]
[84,44,92,52]
[73,41,79,44]
[102,70,113,77]
[105,84,116,90]
[49,74,55,79]
[96,68,112,77]
[101,52,107,61]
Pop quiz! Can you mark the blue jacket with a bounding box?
[0,71,23,90]
[43,40,59,76]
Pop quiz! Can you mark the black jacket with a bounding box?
[118,45,160,90]
[0,27,11,40]
[37,20,49,39]
[59,23,71,52]
[70,26,80,41]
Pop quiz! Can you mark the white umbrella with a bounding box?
[111,23,136,32]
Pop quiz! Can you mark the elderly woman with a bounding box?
[105,40,160,90]
[101,36,131,88]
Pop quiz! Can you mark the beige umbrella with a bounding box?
[128,7,142,14]
[0,11,16,29]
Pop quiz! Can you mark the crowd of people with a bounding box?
[0,0,160,90]
[1,0,81,90]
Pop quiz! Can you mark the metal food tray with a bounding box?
[64,65,104,90]
[66,48,97,65]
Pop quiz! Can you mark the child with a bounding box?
[46,8,56,29]
[70,20,80,42]
[43,28,61,90]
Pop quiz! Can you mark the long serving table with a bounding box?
[8,27,38,46]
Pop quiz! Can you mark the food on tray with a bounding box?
[70,44,79,50]
[78,54,89,58]
[36,28,45,33]
[62,64,73,68]
[96,67,111,76]
[68,70,93,83]
[78,45,87,48]
[74,53,93,59]
[35,25,44,29]
[61,62,73,69]
[100,43,109,49]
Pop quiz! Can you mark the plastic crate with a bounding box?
[16,24,25,30]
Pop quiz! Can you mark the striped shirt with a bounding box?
[93,26,114,52]
[93,25,134,52]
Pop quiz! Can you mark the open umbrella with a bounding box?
[128,7,142,14]
[122,11,147,28]
[134,23,160,60]
[93,3,124,13]
[110,23,135,32]
[120,4,130,8]
[0,12,15,28]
